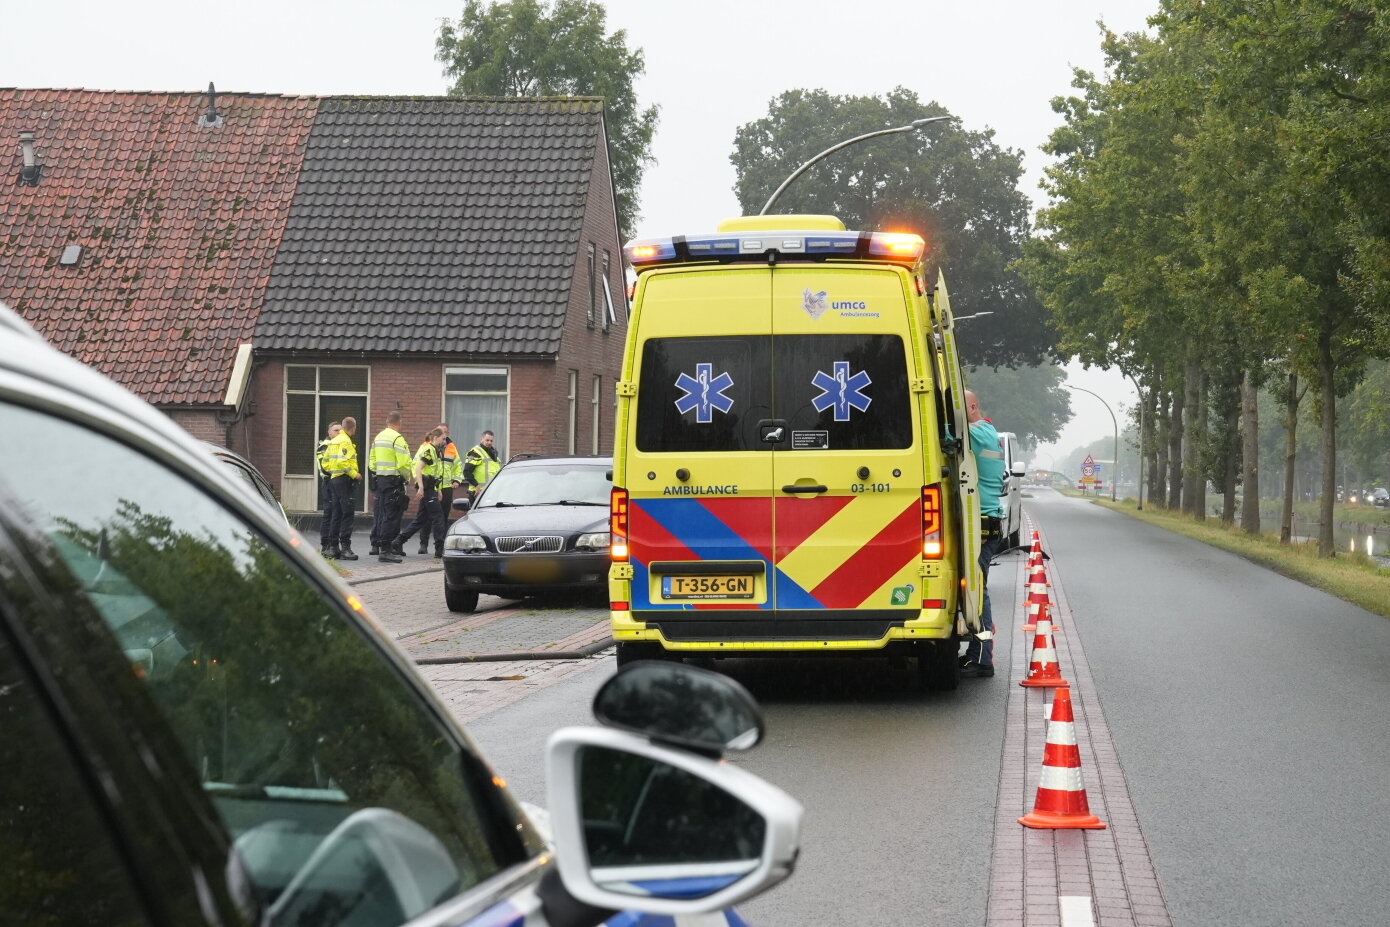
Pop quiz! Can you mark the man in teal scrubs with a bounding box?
[962,389,1005,678]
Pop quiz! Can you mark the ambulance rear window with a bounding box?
[635,334,911,452]
[636,336,771,453]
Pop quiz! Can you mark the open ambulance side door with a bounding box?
[927,275,983,634]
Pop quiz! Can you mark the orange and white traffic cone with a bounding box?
[1019,604,1069,687]
[1027,530,1043,567]
[1019,685,1106,829]
[1021,560,1057,632]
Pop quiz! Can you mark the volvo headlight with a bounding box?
[575,531,610,551]
[444,534,487,552]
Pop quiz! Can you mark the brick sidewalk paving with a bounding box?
[988,520,1172,927]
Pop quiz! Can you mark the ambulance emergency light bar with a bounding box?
[625,230,926,270]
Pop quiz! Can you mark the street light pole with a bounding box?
[759,116,954,216]
[1124,372,1146,510]
[1065,385,1118,503]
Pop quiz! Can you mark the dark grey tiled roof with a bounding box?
[255,97,604,354]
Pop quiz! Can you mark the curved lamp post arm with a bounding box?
[759,116,954,216]
[1065,385,1119,502]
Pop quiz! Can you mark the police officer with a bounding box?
[961,390,1005,678]
[322,416,361,561]
[368,410,412,563]
[463,429,501,501]
[437,423,463,517]
[395,427,446,557]
[315,421,341,557]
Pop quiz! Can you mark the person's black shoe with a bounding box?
[418,541,429,555]
[433,549,443,559]
[369,545,380,556]
[391,538,407,556]
[959,661,994,678]
[337,543,359,562]
[378,550,403,563]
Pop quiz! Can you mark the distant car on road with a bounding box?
[1372,487,1389,507]
[443,455,612,613]
[997,431,1026,549]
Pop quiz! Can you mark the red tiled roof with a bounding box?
[0,89,318,405]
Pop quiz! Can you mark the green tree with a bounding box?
[965,363,1071,451]
[730,88,1053,368]
[436,0,659,235]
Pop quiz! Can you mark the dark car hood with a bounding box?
[449,504,607,538]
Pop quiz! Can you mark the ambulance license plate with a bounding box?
[661,575,754,599]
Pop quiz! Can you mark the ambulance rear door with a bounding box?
[767,267,924,632]
[626,267,776,615]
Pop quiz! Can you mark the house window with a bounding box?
[567,370,578,455]
[586,243,596,328]
[601,251,617,331]
[592,375,602,455]
[445,366,509,462]
[284,365,369,478]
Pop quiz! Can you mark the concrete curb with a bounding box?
[348,566,442,586]
[412,636,614,665]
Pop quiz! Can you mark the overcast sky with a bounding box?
[4,0,1159,469]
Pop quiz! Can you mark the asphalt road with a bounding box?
[452,489,1390,925]
[1030,489,1390,926]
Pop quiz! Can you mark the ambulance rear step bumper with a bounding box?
[638,609,917,642]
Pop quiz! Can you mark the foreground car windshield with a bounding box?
[479,466,609,507]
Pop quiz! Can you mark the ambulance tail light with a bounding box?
[922,483,943,559]
[610,487,629,561]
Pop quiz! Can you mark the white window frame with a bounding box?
[443,365,511,462]
[567,370,578,455]
[591,374,602,455]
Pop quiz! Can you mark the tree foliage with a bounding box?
[965,363,1071,452]
[1022,2,1390,554]
[730,88,1054,368]
[437,0,659,235]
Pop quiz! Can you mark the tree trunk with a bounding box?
[1154,388,1170,507]
[1140,382,1157,510]
[1280,371,1299,544]
[1240,369,1261,534]
[1221,380,1240,525]
[1182,360,1204,518]
[1318,331,1337,557]
[1167,383,1184,510]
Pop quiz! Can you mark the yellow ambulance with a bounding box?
[608,215,983,689]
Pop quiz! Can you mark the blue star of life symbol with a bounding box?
[674,362,735,424]
[812,361,872,422]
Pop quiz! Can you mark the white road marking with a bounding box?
[1059,895,1096,927]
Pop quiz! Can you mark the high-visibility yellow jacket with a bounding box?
[438,438,463,488]
[465,444,501,488]
[368,427,412,480]
[324,432,359,480]
[413,441,444,488]
[315,438,333,479]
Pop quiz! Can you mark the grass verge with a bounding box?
[1094,498,1390,620]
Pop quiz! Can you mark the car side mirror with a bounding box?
[605,469,613,482]
[545,728,801,916]
[1010,462,1026,478]
[591,661,763,753]
[451,497,471,512]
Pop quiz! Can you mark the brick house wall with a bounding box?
[551,132,627,457]
[164,409,229,446]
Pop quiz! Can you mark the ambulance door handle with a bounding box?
[782,484,828,494]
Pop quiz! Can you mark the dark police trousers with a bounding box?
[398,477,444,552]
[370,476,407,550]
[325,475,357,545]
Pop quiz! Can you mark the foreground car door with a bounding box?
[0,397,555,927]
